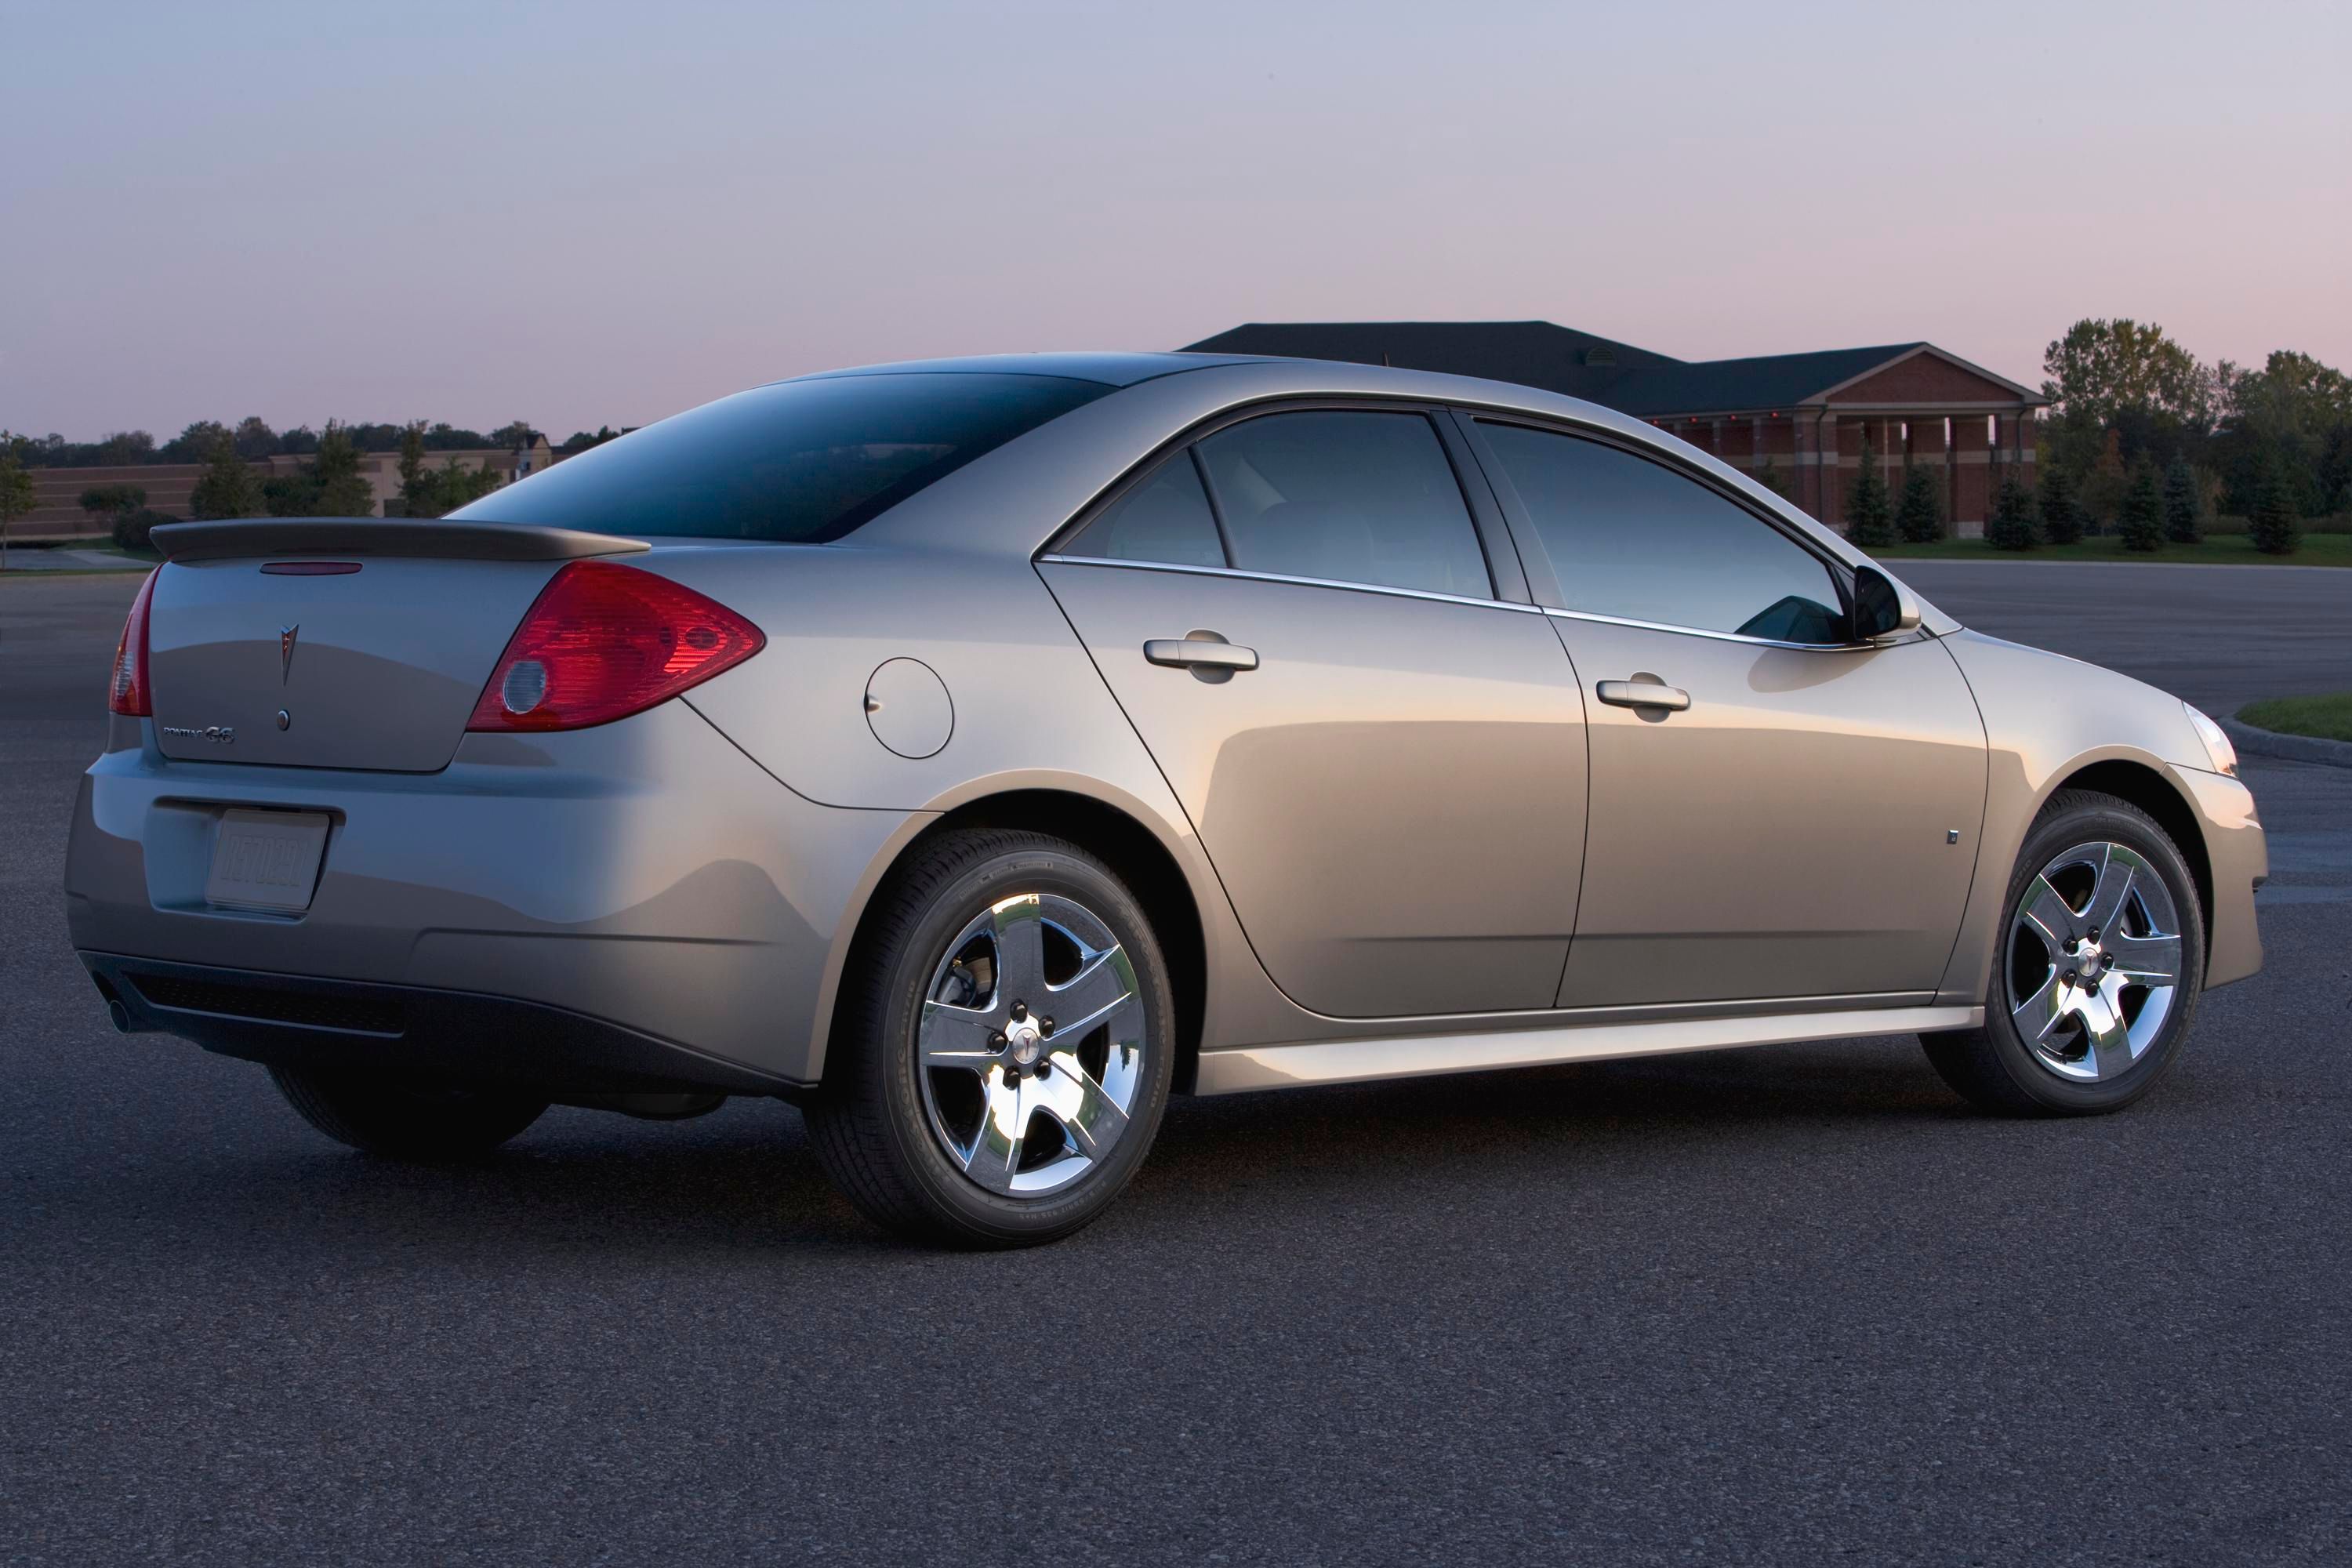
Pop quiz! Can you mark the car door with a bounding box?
[1459,415,1987,1011]
[1038,406,1588,1019]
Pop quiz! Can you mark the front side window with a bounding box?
[1192,412,1491,598]
[452,372,1112,542]
[1476,422,1846,644]
[1065,452,1225,567]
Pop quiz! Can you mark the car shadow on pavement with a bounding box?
[15,1034,1981,1266]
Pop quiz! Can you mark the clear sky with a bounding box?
[4,0,2346,441]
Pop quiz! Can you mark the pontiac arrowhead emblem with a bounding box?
[280,624,299,684]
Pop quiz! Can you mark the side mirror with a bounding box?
[1851,565,1921,641]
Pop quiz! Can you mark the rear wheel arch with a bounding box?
[2045,760,2213,960]
[821,789,1208,1094]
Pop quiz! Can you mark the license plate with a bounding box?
[205,810,331,912]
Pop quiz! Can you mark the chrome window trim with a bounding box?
[1037,554,1918,649]
[1036,554,1544,614]
[1541,604,1886,654]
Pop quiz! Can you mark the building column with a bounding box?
[1952,414,1990,535]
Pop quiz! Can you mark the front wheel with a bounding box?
[1922,789,2205,1116]
[804,829,1175,1247]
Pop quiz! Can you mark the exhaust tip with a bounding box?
[107,999,132,1034]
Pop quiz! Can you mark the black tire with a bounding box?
[803,828,1176,1247]
[269,1065,549,1158]
[1922,788,2205,1116]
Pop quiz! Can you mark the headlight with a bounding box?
[2183,702,2238,776]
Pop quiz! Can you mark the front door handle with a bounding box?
[1144,635,1259,676]
[1595,678,1690,712]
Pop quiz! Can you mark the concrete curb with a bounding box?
[2221,713,2352,769]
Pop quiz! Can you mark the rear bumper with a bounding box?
[82,953,806,1095]
[63,700,916,1085]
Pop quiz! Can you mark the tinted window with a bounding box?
[1478,423,1846,644]
[452,372,1111,541]
[1067,452,1225,566]
[1195,412,1490,597]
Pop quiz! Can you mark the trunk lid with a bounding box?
[144,519,648,771]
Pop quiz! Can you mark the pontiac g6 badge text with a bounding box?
[161,725,236,744]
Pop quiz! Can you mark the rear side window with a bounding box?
[1193,412,1491,597]
[452,372,1112,542]
[1476,422,1846,644]
[1066,452,1225,567]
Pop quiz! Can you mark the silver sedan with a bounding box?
[65,353,2265,1244]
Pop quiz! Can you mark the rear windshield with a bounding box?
[451,372,1112,541]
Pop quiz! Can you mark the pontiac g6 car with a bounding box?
[66,354,2264,1245]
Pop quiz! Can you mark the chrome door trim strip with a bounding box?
[1037,554,1546,615]
[1192,1004,1984,1095]
[1539,605,1901,654]
[1280,988,1930,1029]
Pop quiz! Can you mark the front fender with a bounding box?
[1934,631,2263,1002]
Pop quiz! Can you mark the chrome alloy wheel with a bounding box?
[2006,841,2183,1083]
[916,892,1147,1196]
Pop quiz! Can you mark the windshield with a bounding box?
[452,372,1112,541]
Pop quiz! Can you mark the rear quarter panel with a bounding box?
[646,543,1318,1069]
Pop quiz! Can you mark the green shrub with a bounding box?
[2117,463,2164,551]
[79,484,147,519]
[1844,441,1894,548]
[111,508,172,553]
[2038,466,2084,546]
[1895,461,1944,543]
[2161,454,2202,544]
[2250,455,2300,555]
[1987,477,2040,550]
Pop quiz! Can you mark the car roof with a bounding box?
[791,351,1261,389]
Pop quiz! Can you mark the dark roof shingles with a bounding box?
[1179,323,1985,416]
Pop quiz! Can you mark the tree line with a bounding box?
[1849,319,2347,554]
[11,418,622,468]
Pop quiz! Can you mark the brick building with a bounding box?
[1183,321,2046,536]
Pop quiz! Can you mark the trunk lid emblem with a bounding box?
[280,625,299,683]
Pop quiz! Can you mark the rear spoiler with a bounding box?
[150,517,650,564]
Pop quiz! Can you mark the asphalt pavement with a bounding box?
[4,566,2348,1566]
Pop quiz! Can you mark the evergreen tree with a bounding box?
[2249,448,2300,554]
[396,421,430,515]
[1751,456,1785,497]
[1843,439,1894,548]
[189,430,260,520]
[1986,476,2040,550]
[310,420,377,516]
[0,432,37,572]
[2161,453,2202,543]
[1895,460,1944,543]
[2117,461,2164,550]
[2037,464,2085,545]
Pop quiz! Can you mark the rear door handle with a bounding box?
[1144,637,1259,673]
[1595,678,1690,712]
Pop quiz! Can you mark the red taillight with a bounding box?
[466,561,765,732]
[108,569,158,717]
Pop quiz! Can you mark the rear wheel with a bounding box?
[269,1065,549,1158]
[804,829,1174,1247]
[1922,789,2205,1116]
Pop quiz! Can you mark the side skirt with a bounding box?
[1192,1004,1984,1095]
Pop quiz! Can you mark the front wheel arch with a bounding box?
[2045,760,2213,971]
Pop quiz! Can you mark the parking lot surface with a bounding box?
[4,568,2347,1566]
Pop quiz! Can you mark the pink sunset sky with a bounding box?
[4,0,2347,441]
